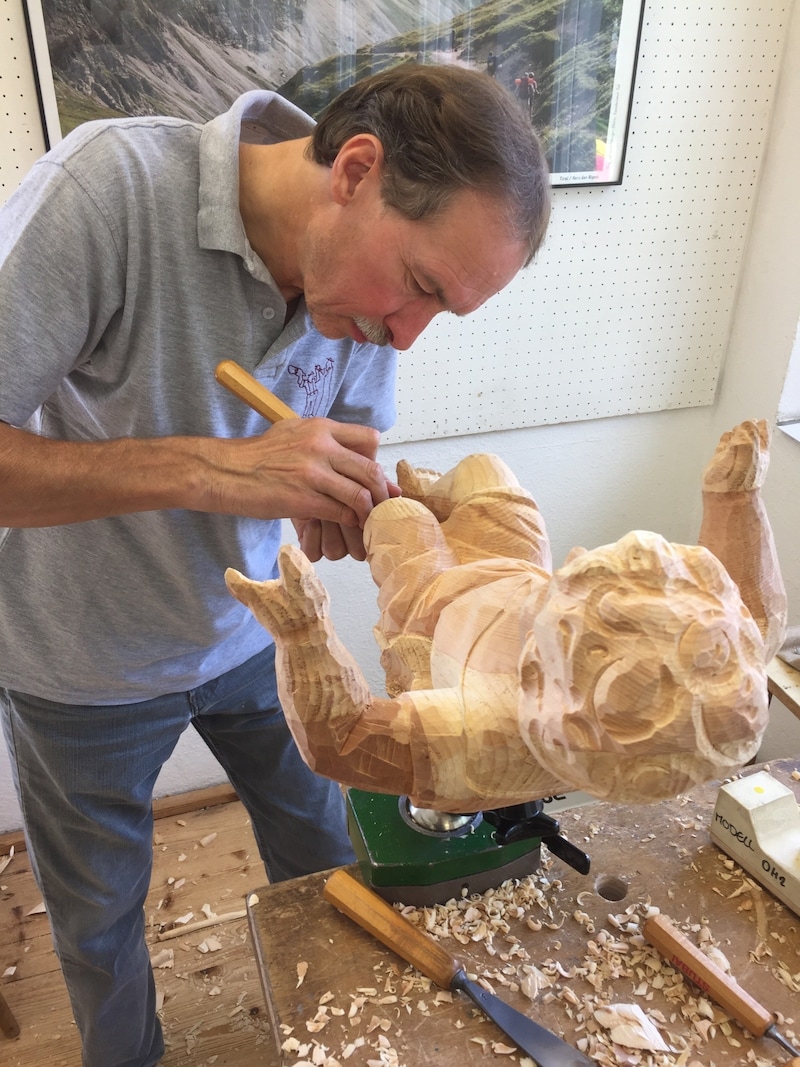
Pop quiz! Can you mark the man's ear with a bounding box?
[328,134,384,205]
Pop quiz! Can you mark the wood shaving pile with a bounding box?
[281,849,798,1067]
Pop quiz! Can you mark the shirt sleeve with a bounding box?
[0,150,126,427]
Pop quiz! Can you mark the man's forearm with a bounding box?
[0,422,210,526]
[0,416,390,530]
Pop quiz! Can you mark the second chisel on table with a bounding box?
[643,911,800,1059]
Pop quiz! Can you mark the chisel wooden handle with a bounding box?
[323,868,461,990]
[215,360,298,423]
[643,913,774,1037]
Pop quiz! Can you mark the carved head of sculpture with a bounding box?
[519,531,768,802]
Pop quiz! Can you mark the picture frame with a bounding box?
[23,0,645,187]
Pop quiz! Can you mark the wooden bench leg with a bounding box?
[0,989,20,1039]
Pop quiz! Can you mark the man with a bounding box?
[0,63,550,1066]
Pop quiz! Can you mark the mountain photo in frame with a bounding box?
[24,0,645,187]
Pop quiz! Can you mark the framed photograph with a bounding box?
[24,0,645,187]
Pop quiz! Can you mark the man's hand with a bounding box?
[211,416,400,533]
[293,470,402,562]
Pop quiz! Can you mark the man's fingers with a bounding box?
[294,518,366,562]
[329,523,367,562]
[296,518,323,562]
[327,450,390,511]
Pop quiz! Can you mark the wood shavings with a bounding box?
[296,960,309,987]
[305,1007,332,1033]
[0,845,14,876]
[150,948,174,969]
[774,964,800,992]
[594,1003,675,1051]
[26,901,46,915]
[199,832,218,847]
[519,965,553,1000]
[364,1014,392,1033]
[197,935,223,953]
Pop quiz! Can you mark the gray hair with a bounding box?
[308,63,551,264]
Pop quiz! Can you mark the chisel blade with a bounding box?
[454,970,595,1066]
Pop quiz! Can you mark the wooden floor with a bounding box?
[0,787,274,1066]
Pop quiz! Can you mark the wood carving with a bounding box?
[225,421,786,811]
[698,420,787,660]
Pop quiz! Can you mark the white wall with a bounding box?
[1,0,799,831]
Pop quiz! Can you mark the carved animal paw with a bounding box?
[225,544,330,637]
[702,419,770,493]
[396,460,443,505]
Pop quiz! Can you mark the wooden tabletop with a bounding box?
[248,759,800,1067]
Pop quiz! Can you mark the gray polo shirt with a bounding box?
[0,92,397,703]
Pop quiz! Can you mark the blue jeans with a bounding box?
[0,644,355,1067]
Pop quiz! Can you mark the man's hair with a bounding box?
[309,63,551,263]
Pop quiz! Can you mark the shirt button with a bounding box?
[262,307,276,320]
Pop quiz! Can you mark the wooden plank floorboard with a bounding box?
[1,796,273,1066]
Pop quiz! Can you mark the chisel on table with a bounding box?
[323,868,596,1067]
[643,912,800,1060]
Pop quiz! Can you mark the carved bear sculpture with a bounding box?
[225,421,786,811]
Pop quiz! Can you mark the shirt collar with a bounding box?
[197,91,313,284]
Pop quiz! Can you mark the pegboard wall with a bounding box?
[1,0,46,198]
[0,0,793,444]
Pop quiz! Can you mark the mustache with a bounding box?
[354,316,391,346]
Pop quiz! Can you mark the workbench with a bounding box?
[248,759,800,1066]
[768,656,800,722]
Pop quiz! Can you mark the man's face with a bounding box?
[301,179,528,352]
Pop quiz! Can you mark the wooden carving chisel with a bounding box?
[214,359,298,423]
[323,868,596,1066]
[215,358,394,513]
[643,912,800,1060]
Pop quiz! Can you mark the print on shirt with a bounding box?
[289,358,335,417]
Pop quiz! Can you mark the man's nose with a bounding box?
[385,300,441,351]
